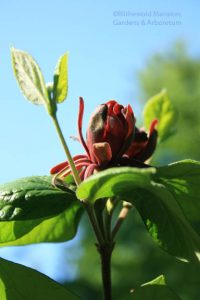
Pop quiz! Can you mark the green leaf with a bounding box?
[76,167,156,203]
[142,274,166,286]
[0,176,77,221]
[0,258,79,299]
[135,185,200,262]
[76,167,200,262]
[0,176,83,245]
[11,48,55,116]
[154,159,200,233]
[0,200,83,246]
[53,53,68,103]
[143,89,177,142]
[127,275,180,300]
[11,48,48,105]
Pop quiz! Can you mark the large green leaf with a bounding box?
[0,199,83,246]
[76,167,200,262]
[0,258,79,299]
[11,48,49,106]
[53,53,68,103]
[0,176,83,245]
[154,160,200,233]
[133,185,200,262]
[0,176,76,221]
[143,90,177,142]
[76,167,155,203]
[127,275,180,299]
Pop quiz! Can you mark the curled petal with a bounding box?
[92,142,112,166]
[138,119,158,162]
[124,104,135,140]
[125,119,158,162]
[117,104,136,157]
[124,128,148,160]
[87,104,108,161]
[113,102,123,115]
[50,161,69,174]
[58,167,71,179]
[107,100,117,113]
[149,119,158,135]
[79,167,87,180]
[59,161,91,178]
[75,161,91,169]
[78,97,90,157]
[73,154,89,161]
[87,104,107,141]
[84,164,97,179]
[50,154,88,175]
[73,157,91,165]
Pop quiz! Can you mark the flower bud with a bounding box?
[86,100,136,166]
[51,98,158,181]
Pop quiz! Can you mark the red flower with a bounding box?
[50,97,158,180]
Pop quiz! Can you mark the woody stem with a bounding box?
[98,242,114,300]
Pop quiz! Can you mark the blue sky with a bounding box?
[0,0,199,282]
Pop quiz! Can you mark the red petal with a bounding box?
[50,154,88,174]
[84,164,97,179]
[149,119,158,135]
[78,97,90,157]
[50,161,69,174]
[131,121,158,162]
[113,102,123,115]
[124,104,135,139]
[106,100,117,113]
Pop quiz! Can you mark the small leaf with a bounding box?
[0,258,80,300]
[0,176,77,221]
[76,167,200,262]
[143,89,177,142]
[11,48,48,105]
[11,48,55,116]
[53,53,68,103]
[142,275,166,286]
[127,275,180,300]
[76,167,156,203]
